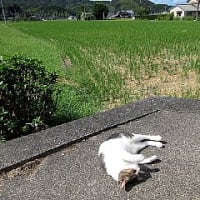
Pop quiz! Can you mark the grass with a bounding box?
[1,20,200,123]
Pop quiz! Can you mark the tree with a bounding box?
[0,0,6,23]
[136,6,150,16]
[7,4,23,20]
[93,3,108,20]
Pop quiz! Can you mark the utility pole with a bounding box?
[196,0,200,21]
[0,0,6,24]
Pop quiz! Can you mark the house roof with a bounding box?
[178,4,197,11]
[171,4,198,12]
[188,0,198,4]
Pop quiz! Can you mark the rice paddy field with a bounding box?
[1,20,200,123]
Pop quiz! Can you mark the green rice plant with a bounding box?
[1,21,200,125]
[0,23,63,75]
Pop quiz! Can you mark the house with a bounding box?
[108,10,135,19]
[170,0,199,18]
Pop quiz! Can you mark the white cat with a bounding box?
[98,132,165,190]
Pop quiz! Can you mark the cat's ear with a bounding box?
[119,179,126,190]
[131,169,137,174]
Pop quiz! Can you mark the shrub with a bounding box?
[182,16,195,21]
[0,55,59,140]
[158,14,174,21]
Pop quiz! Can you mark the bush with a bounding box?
[158,14,174,21]
[0,55,59,140]
[182,16,195,21]
[136,14,173,21]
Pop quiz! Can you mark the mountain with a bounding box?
[1,0,169,19]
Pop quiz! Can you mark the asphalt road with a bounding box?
[0,110,200,200]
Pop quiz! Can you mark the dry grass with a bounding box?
[127,70,199,95]
[106,69,200,110]
[106,51,200,109]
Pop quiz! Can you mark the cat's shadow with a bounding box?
[125,163,160,192]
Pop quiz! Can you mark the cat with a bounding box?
[98,132,165,190]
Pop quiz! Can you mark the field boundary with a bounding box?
[1,96,200,173]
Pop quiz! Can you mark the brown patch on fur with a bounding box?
[118,168,137,189]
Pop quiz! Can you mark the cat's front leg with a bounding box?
[121,151,145,163]
[139,155,158,164]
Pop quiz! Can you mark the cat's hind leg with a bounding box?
[132,134,162,142]
[131,140,164,154]
[145,140,164,148]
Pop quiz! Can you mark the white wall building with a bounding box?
[170,0,199,18]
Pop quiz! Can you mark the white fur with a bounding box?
[98,133,164,181]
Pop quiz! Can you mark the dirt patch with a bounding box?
[0,159,42,184]
[62,56,72,68]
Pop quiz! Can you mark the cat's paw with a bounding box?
[137,154,145,162]
[156,142,165,148]
[150,155,158,160]
[153,135,162,141]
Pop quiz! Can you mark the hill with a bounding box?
[1,0,169,19]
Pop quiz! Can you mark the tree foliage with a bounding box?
[1,0,169,20]
[93,3,109,20]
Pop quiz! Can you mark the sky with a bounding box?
[149,0,187,5]
[90,0,189,6]
[90,0,188,6]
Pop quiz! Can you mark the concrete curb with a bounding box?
[0,96,200,173]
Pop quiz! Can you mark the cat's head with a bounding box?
[118,168,138,190]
